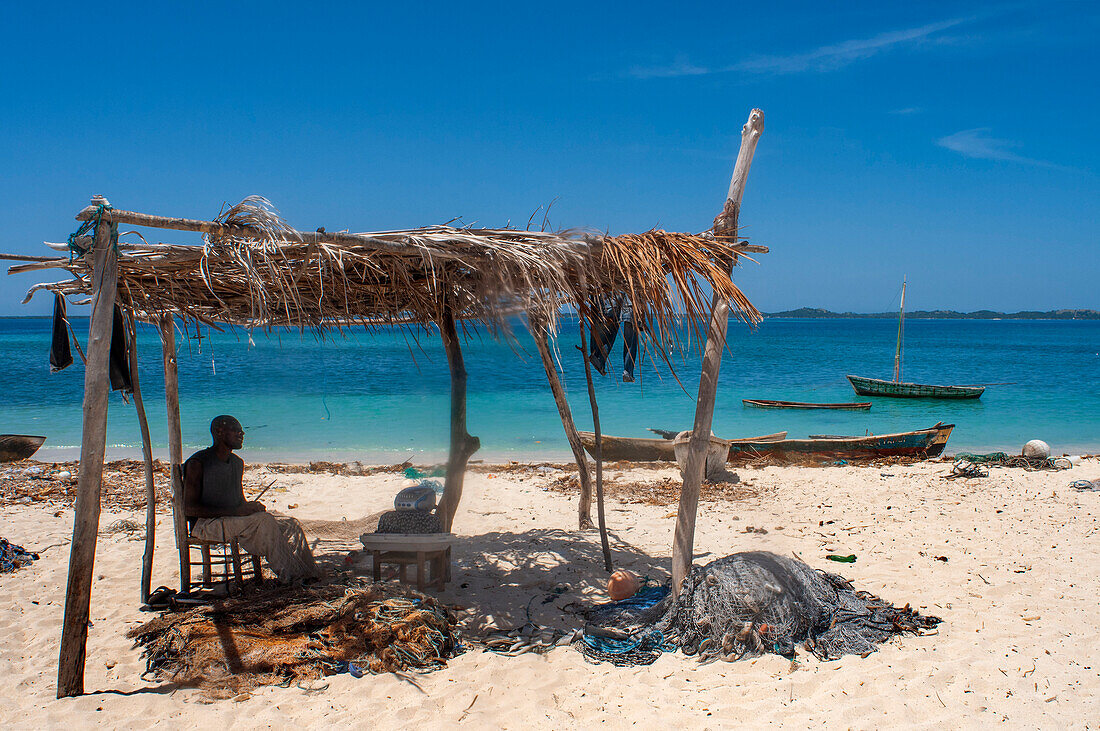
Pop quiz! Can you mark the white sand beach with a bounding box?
[1,459,1098,728]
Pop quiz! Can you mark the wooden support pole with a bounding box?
[576,295,613,572]
[528,317,594,529]
[671,109,765,593]
[158,315,188,591]
[436,308,480,532]
[125,313,157,604]
[56,212,118,699]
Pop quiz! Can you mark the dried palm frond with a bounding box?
[16,198,765,357]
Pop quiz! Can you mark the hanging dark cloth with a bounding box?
[588,293,638,380]
[49,294,74,373]
[109,305,133,393]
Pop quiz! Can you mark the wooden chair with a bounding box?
[185,517,264,591]
[175,462,264,592]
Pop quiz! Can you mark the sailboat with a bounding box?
[846,278,985,400]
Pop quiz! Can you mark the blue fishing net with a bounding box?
[0,538,38,573]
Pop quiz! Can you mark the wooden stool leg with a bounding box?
[372,551,382,582]
[399,563,407,583]
[416,551,426,591]
[251,555,263,583]
[231,542,245,583]
[201,544,213,587]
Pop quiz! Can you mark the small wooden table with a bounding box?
[359,533,454,592]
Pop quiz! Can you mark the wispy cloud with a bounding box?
[937,128,1063,168]
[889,107,924,115]
[627,16,972,79]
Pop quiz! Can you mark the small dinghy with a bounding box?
[0,435,46,463]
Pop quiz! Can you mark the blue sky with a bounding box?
[1,1,1097,315]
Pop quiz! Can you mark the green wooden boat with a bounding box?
[848,278,985,400]
[846,375,984,399]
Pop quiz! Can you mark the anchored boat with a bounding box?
[0,435,46,463]
[742,399,872,411]
[726,422,954,461]
[578,430,787,462]
[848,278,984,399]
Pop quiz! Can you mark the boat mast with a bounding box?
[893,277,906,383]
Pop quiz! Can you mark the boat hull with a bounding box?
[578,431,787,462]
[727,423,954,461]
[847,375,984,400]
[742,399,871,411]
[0,435,46,463]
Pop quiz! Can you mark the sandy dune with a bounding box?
[1,460,1098,728]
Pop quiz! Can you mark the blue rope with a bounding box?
[66,203,112,258]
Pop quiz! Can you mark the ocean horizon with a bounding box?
[2,315,1098,462]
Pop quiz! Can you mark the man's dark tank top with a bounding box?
[189,447,244,510]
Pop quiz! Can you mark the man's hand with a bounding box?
[239,501,267,516]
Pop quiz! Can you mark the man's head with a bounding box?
[210,415,244,451]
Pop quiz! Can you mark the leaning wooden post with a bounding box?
[528,316,594,529]
[125,313,157,604]
[576,303,614,572]
[436,307,480,531]
[158,314,188,591]
[671,109,764,592]
[57,202,118,698]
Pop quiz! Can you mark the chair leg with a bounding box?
[251,555,263,583]
[373,552,382,582]
[231,542,245,584]
[201,544,213,587]
[416,551,426,592]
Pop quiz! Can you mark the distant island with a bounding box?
[765,307,1100,320]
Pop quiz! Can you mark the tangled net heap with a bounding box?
[128,581,461,698]
[0,537,38,573]
[659,552,940,662]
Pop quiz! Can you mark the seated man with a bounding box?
[184,415,320,583]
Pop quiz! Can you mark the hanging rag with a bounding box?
[109,305,133,393]
[49,294,73,372]
[588,293,638,379]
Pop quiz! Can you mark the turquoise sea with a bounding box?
[1,316,1098,462]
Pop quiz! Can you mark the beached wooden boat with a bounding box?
[578,430,786,462]
[742,398,872,411]
[849,279,984,400]
[846,375,984,400]
[727,422,954,461]
[0,434,46,462]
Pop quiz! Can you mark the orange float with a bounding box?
[607,570,641,601]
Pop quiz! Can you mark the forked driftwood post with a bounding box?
[57,204,118,698]
[436,308,480,531]
[125,313,157,604]
[158,314,188,590]
[671,109,765,592]
[528,317,594,528]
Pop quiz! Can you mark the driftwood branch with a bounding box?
[672,109,765,593]
[57,218,118,698]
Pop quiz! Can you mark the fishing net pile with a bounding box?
[953,452,1070,471]
[0,537,38,573]
[577,552,940,666]
[128,581,461,698]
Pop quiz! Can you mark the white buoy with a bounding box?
[1022,440,1050,459]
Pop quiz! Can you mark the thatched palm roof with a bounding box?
[14,197,764,343]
